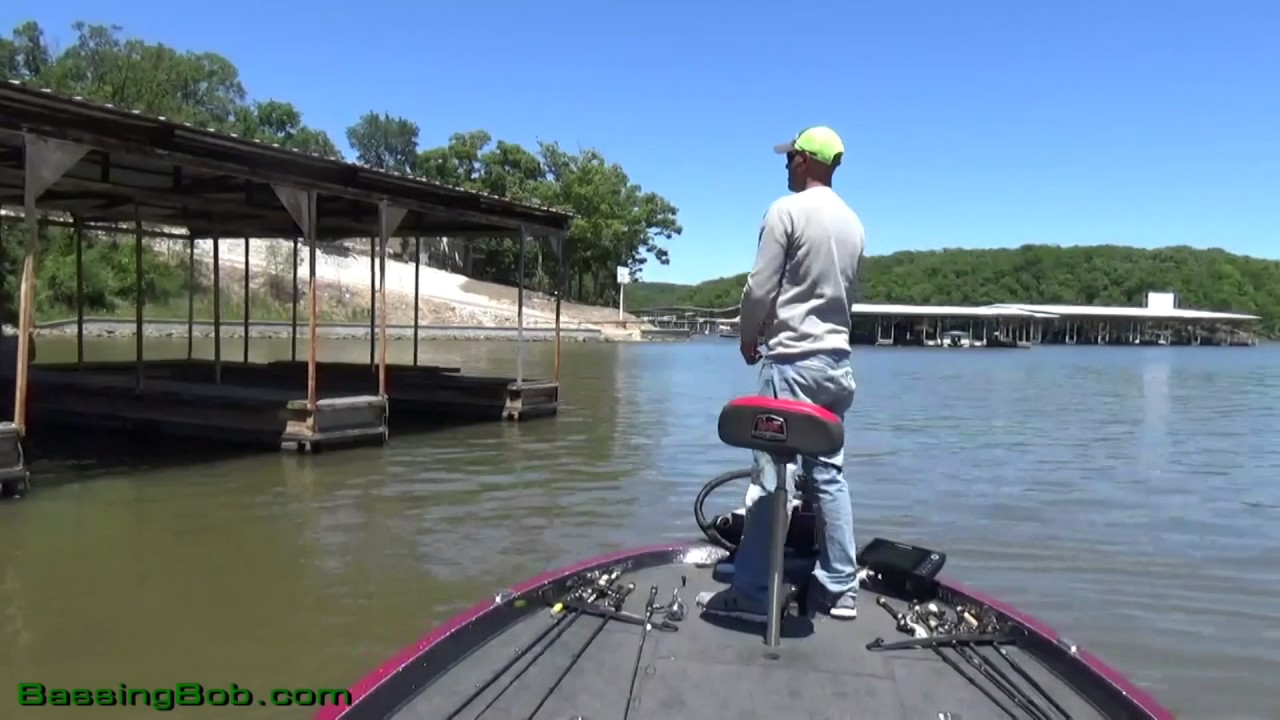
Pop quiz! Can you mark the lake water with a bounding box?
[1,337,1277,719]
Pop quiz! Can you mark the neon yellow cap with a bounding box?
[773,126,845,167]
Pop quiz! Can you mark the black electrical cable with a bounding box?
[692,468,752,552]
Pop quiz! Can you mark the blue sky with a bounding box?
[8,1,1278,284]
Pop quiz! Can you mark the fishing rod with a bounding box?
[474,579,632,720]
[875,597,1021,719]
[954,604,1073,720]
[913,603,1052,720]
[622,585,660,720]
[559,597,679,631]
[874,597,1071,720]
[523,581,636,720]
[443,568,621,720]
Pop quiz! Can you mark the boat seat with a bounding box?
[717,396,844,460]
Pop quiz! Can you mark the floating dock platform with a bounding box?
[11,360,558,453]
[0,80,576,493]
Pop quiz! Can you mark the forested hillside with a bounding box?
[627,244,1280,334]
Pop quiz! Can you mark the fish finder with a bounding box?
[856,537,946,598]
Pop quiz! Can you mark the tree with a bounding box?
[0,21,52,80]
[345,112,420,174]
[413,131,559,286]
[405,131,683,302]
[0,21,337,152]
[235,100,341,158]
[535,142,681,301]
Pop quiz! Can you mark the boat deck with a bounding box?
[408,562,1108,720]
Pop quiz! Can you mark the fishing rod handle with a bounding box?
[612,582,637,608]
[876,596,904,623]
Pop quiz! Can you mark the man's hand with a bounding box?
[740,338,761,365]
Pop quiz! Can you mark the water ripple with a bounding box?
[0,340,1276,719]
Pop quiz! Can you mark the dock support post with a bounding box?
[300,192,318,425]
[186,234,194,360]
[412,236,420,367]
[270,185,329,448]
[306,192,318,424]
[74,215,84,369]
[554,233,565,383]
[13,162,36,429]
[369,237,376,368]
[374,203,407,397]
[291,237,299,362]
[0,220,28,495]
[379,234,388,398]
[14,133,87,434]
[213,237,222,384]
[134,213,145,393]
[515,225,527,387]
[243,236,250,363]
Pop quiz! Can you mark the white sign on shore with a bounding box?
[616,266,630,285]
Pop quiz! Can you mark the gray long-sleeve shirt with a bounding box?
[739,186,865,361]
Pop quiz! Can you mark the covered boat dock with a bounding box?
[638,291,1261,349]
[632,305,738,336]
[989,295,1261,346]
[0,80,574,490]
[851,303,1056,348]
[852,292,1261,348]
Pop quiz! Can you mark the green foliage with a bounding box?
[628,244,1280,335]
[342,121,683,305]
[2,19,683,311]
[0,219,191,324]
[0,219,362,326]
[0,21,339,154]
[33,227,189,313]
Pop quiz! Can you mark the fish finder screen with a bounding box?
[858,539,935,574]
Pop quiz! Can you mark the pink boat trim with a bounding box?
[943,577,1174,719]
[316,544,1173,720]
[314,543,686,720]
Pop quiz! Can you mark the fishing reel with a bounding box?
[871,599,1066,720]
[541,567,623,611]
[887,597,1006,639]
[908,600,954,635]
[658,588,686,622]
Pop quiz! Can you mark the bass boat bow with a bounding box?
[317,396,1173,720]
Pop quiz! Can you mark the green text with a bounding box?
[18,682,353,711]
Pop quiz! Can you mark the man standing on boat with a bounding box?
[698,126,865,622]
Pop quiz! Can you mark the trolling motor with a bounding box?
[695,467,821,557]
[715,395,846,648]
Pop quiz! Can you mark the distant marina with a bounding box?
[636,291,1261,347]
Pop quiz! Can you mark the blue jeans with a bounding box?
[732,351,858,603]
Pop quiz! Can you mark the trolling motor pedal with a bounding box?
[717,395,845,648]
